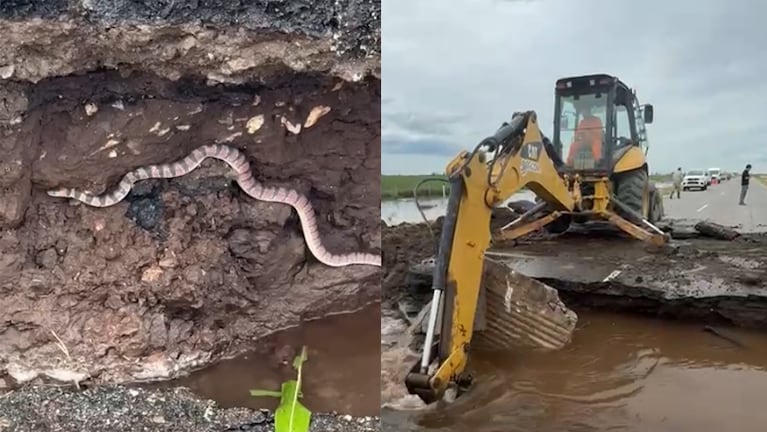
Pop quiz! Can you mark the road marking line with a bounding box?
[697,204,708,212]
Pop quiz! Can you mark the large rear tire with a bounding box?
[614,168,650,220]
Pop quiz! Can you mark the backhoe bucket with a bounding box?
[415,257,578,352]
[472,258,578,351]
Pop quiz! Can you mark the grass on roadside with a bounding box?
[381,172,758,201]
[383,173,673,200]
[381,175,449,200]
[649,173,671,183]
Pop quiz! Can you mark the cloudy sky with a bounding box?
[382,0,767,175]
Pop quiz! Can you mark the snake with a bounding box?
[46,144,381,268]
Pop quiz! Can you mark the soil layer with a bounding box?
[0,69,380,387]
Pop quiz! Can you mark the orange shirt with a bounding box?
[567,116,603,164]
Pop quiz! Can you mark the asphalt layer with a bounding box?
[663,178,767,232]
[0,0,380,59]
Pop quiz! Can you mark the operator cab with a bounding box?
[553,74,653,175]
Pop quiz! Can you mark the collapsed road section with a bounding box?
[380,205,767,414]
[384,210,767,334]
[1,1,381,430]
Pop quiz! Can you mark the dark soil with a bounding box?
[0,69,380,386]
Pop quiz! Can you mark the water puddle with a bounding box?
[382,310,767,432]
[147,303,381,416]
[382,192,536,226]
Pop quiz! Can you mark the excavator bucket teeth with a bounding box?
[472,258,578,352]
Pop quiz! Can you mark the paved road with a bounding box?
[662,177,767,232]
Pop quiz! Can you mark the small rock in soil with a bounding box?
[127,197,165,231]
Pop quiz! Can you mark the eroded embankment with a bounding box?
[1,7,381,401]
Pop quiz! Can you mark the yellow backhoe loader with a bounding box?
[404,74,669,404]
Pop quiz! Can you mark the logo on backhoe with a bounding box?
[521,141,543,161]
[520,141,543,176]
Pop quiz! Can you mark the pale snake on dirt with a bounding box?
[46,144,381,267]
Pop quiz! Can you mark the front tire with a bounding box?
[614,168,649,220]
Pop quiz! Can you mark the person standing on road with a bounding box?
[739,164,752,205]
[670,167,683,199]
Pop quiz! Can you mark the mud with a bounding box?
[0,65,380,387]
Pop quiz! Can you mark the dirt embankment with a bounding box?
[0,3,381,400]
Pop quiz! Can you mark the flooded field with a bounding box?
[146,303,381,417]
[382,192,536,225]
[383,310,767,432]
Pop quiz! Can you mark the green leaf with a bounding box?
[253,345,312,432]
[249,389,283,398]
[274,380,311,432]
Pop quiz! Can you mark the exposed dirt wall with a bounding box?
[0,2,381,390]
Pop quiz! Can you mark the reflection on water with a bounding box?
[382,191,536,225]
[382,183,675,226]
[383,311,767,432]
[146,303,381,417]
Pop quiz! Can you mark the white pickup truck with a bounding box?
[682,170,710,191]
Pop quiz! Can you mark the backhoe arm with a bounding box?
[405,111,575,404]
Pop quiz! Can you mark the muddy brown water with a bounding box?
[383,310,767,432]
[145,303,381,417]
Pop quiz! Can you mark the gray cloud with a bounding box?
[383,135,458,156]
[382,0,767,174]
